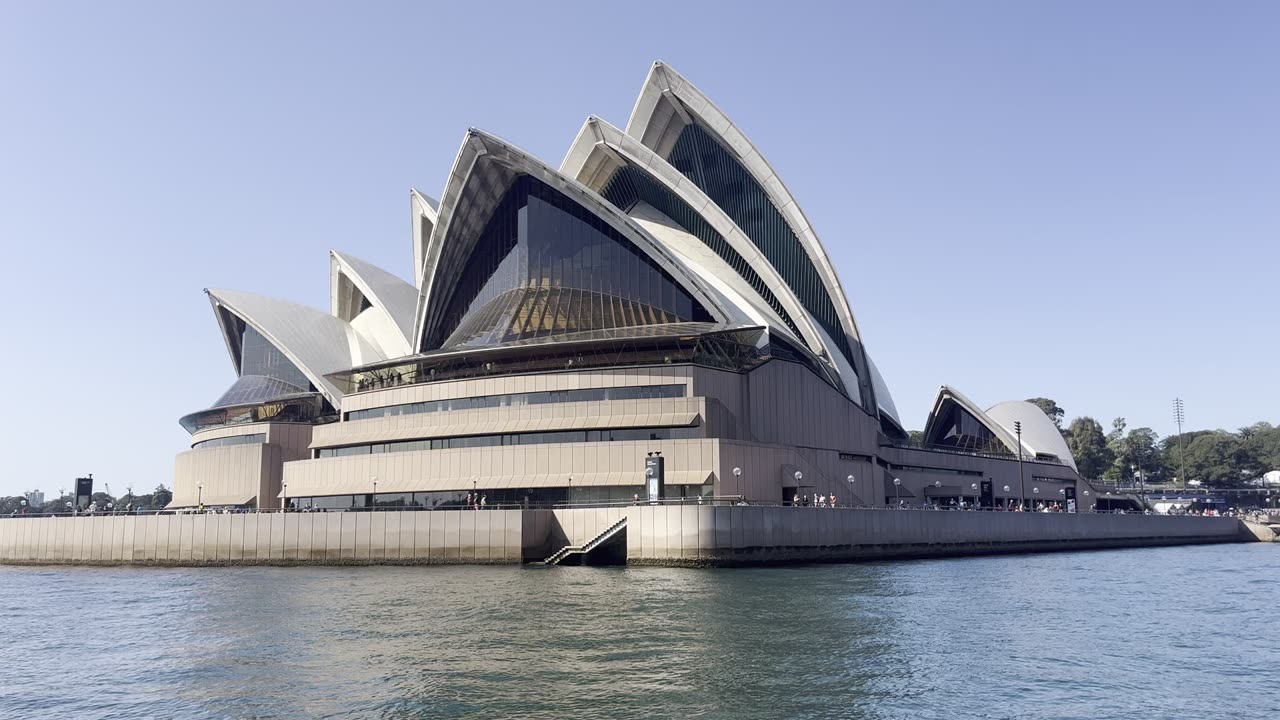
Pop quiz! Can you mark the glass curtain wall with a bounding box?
[598,162,803,340]
[925,404,1012,455]
[665,123,855,371]
[437,175,713,348]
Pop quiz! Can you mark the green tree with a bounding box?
[908,430,925,446]
[1183,432,1263,488]
[152,484,173,509]
[1105,426,1167,483]
[1065,417,1113,479]
[1025,398,1065,430]
[1241,422,1280,472]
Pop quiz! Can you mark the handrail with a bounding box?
[3,503,1261,519]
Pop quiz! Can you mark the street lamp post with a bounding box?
[970,483,978,509]
[196,481,204,512]
[282,481,288,512]
[1033,486,1040,509]
[1003,485,1011,510]
[893,477,902,507]
[1015,420,1025,510]
[372,476,378,511]
[847,474,855,508]
[732,466,743,502]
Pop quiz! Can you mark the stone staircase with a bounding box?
[544,516,628,565]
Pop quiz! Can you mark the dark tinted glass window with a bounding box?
[240,326,311,391]
[191,433,266,450]
[666,123,855,370]
[925,404,1010,455]
[599,162,803,340]
[346,384,686,421]
[315,424,700,457]
[435,176,712,348]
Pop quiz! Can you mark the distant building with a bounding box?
[24,491,44,507]
[170,62,1099,513]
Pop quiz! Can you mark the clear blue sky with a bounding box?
[1,2,1276,498]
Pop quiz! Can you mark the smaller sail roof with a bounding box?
[985,400,1077,471]
[330,250,417,357]
[207,288,386,407]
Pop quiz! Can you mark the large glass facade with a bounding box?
[346,384,686,421]
[212,374,307,408]
[238,325,311,391]
[925,403,1012,456]
[179,394,334,434]
[315,425,701,458]
[665,123,856,371]
[598,162,803,340]
[434,175,713,349]
[182,318,332,435]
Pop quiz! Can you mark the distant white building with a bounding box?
[24,490,44,507]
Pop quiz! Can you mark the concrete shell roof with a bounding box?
[923,385,1028,457]
[413,127,735,352]
[985,400,1078,471]
[329,250,417,356]
[866,355,902,431]
[560,116,829,362]
[624,61,867,355]
[207,288,387,407]
[410,189,439,288]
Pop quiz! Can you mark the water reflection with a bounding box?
[1,545,1276,719]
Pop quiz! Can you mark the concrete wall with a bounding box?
[175,423,315,509]
[620,506,1252,565]
[0,511,524,565]
[0,508,1257,567]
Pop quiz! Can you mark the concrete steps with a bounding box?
[544,517,628,566]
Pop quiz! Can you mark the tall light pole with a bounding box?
[847,474,855,507]
[893,477,901,507]
[372,476,378,511]
[1174,398,1188,490]
[1015,420,1025,509]
[970,482,978,509]
[197,481,203,511]
[733,466,743,502]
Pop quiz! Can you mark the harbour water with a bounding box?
[1,544,1275,719]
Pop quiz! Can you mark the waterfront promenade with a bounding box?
[0,505,1261,567]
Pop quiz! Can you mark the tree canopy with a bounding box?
[1025,398,1065,429]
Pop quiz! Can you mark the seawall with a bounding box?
[617,506,1253,566]
[0,508,1258,568]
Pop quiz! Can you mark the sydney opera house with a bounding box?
[173,62,1094,513]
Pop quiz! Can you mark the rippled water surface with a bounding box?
[1,544,1277,719]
